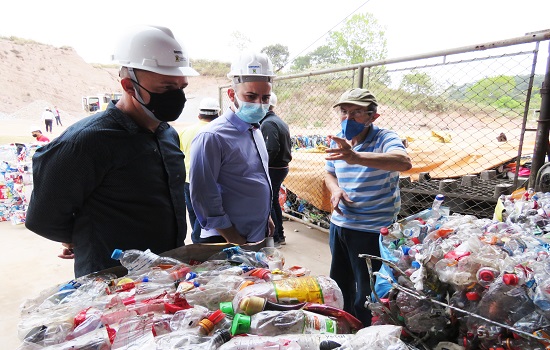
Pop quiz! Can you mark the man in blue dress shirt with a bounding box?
[190,52,275,244]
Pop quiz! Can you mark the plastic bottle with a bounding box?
[232,275,344,314]
[198,310,229,335]
[218,334,355,350]
[239,296,308,315]
[236,296,363,333]
[432,194,445,219]
[473,273,535,327]
[111,248,182,273]
[380,226,405,249]
[230,310,351,336]
[209,247,269,268]
[402,219,425,245]
[476,267,500,287]
[393,246,413,272]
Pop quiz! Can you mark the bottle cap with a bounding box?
[230,314,251,335]
[240,296,266,316]
[503,273,519,285]
[208,309,226,323]
[219,302,234,316]
[185,272,198,281]
[111,249,123,260]
[465,291,481,301]
[436,194,445,200]
[249,268,271,281]
[198,318,214,335]
[477,269,495,282]
[59,283,76,292]
[411,261,421,269]
[380,227,389,236]
[411,237,421,245]
[239,280,255,290]
[401,246,410,255]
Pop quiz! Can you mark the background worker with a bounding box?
[324,88,412,326]
[54,106,63,126]
[41,107,55,133]
[25,25,198,277]
[179,97,220,243]
[30,126,50,142]
[190,51,275,245]
[260,92,292,247]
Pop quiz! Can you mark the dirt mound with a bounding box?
[0,37,121,119]
[0,37,225,125]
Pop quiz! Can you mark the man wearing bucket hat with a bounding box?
[179,97,221,243]
[26,25,198,277]
[189,51,275,245]
[325,88,412,326]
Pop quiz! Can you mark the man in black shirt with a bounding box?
[260,93,292,246]
[25,26,198,277]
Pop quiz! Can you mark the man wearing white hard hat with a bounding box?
[26,25,198,277]
[190,52,275,245]
[179,97,220,243]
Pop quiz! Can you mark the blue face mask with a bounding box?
[341,119,367,140]
[234,96,269,124]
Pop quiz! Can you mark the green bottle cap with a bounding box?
[230,314,251,335]
[219,302,235,317]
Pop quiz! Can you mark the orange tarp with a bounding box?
[284,131,536,213]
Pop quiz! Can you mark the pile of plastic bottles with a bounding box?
[0,143,38,224]
[372,190,550,349]
[17,245,414,350]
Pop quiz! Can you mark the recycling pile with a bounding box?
[371,189,550,350]
[0,143,37,224]
[17,246,413,350]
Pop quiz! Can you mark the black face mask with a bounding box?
[132,80,187,122]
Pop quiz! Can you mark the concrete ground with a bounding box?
[0,218,330,349]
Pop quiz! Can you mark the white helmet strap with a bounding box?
[127,67,160,122]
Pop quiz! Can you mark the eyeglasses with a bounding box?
[338,108,374,118]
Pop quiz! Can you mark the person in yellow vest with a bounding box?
[180,97,221,243]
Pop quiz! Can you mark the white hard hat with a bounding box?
[112,25,199,77]
[269,92,277,107]
[199,97,220,115]
[227,51,275,84]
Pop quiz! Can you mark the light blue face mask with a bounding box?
[234,96,269,124]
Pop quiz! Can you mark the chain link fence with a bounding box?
[220,32,550,227]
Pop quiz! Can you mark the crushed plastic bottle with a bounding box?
[232,275,344,314]
[111,248,183,274]
[230,309,352,336]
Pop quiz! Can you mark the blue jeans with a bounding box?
[184,182,201,243]
[329,223,382,326]
[269,167,289,242]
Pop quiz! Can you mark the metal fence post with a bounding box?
[529,42,550,189]
[357,66,364,88]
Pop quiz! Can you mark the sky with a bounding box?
[1,0,549,69]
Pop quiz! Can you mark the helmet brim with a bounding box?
[125,64,199,77]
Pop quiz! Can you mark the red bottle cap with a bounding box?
[503,273,519,285]
[465,291,481,301]
[380,227,389,236]
[478,269,495,282]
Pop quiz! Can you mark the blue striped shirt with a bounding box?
[326,125,405,232]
